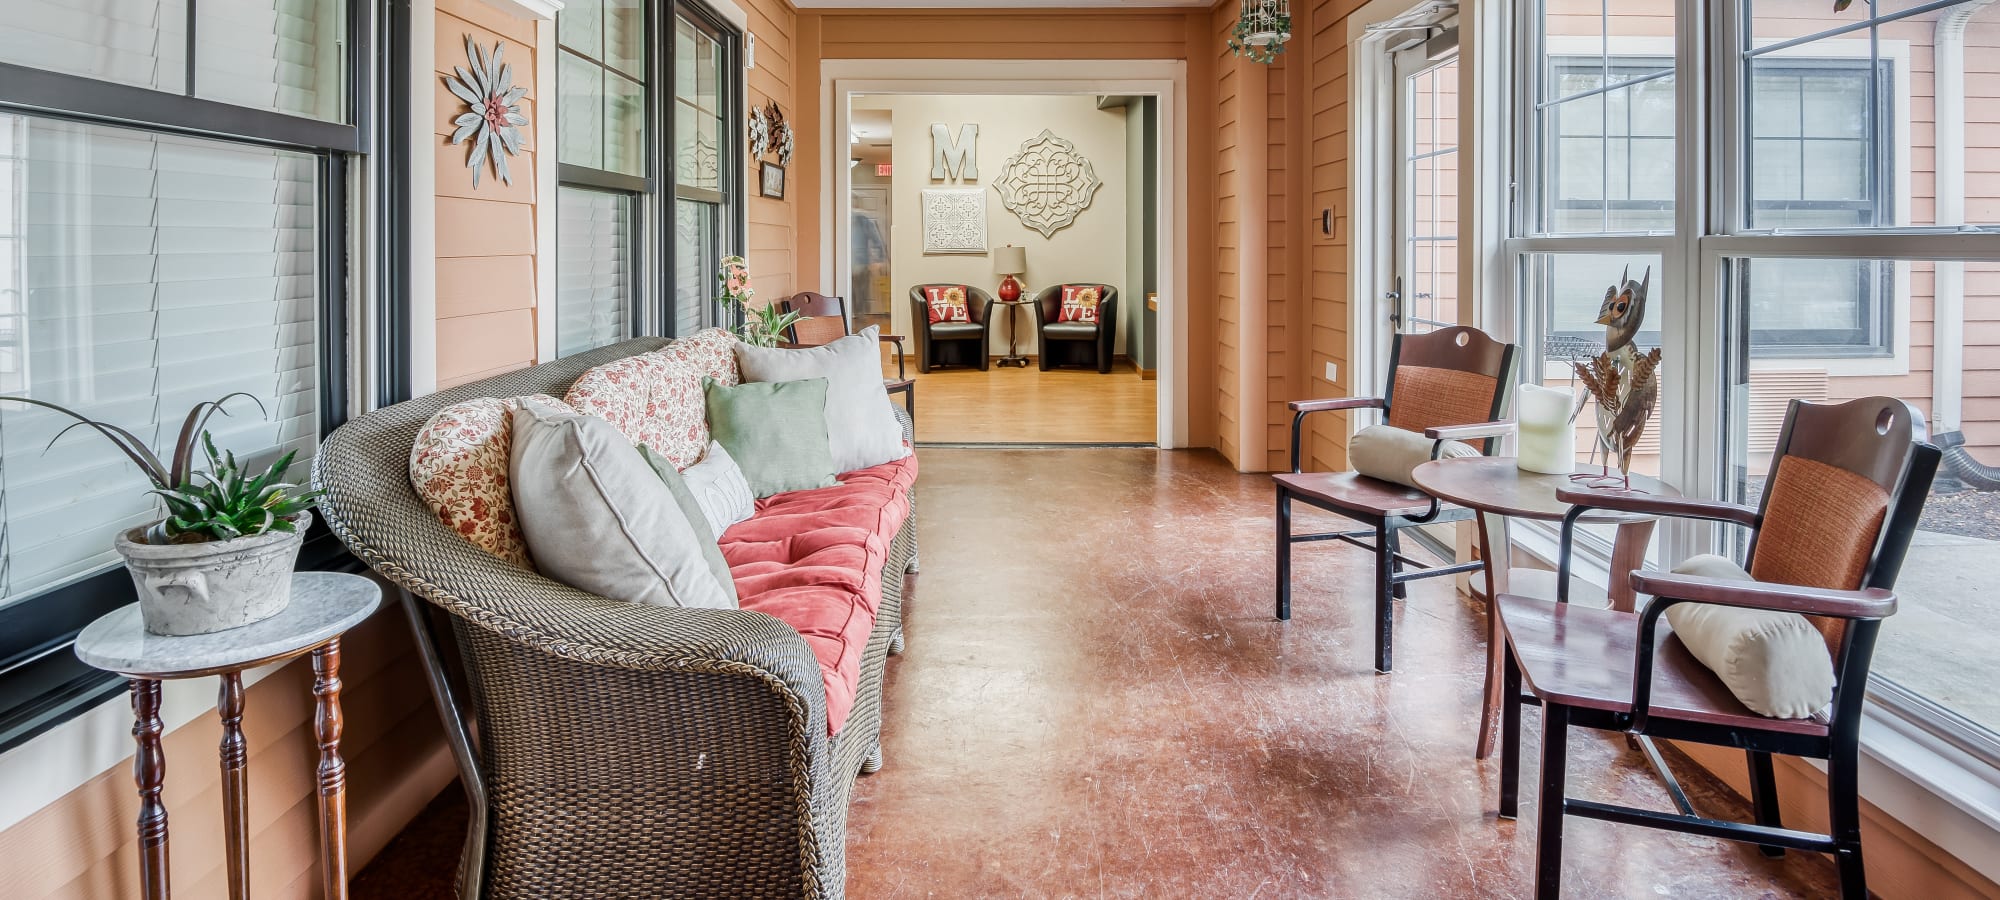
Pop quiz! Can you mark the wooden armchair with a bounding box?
[1273,325,1518,673]
[1031,284,1120,373]
[908,284,995,372]
[1497,397,1940,900]
[779,291,914,419]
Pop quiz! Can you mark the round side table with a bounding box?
[992,298,1033,368]
[75,572,382,900]
[1411,457,1678,759]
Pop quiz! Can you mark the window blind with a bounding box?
[556,187,632,359]
[0,0,189,94]
[0,114,319,609]
[195,0,346,122]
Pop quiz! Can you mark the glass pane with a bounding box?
[1725,257,2000,738]
[1522,251,1666,479]
[559,50,604,171]
[559,0,603,59]
[1404,59,1460,332]
[675,200,717,336]
[1535,1,1677,235]
[604,0,644,79]
[556,187,631,358]
[0,113,319,610]
[1744,0,2000,229]
[195,0,346,121]
[0,0,188,94]
[675,20,725,193]
[604,71,645,177]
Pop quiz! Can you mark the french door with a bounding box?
[1393,43,1462,337]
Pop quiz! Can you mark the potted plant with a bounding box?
[6,394,320,635]
[719,255,802,347]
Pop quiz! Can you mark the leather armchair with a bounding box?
[1031,284,1120,373]
[909,284,995,372]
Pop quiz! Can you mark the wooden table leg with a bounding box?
[312,640,349,900]
[1607,520,1658,613]
[132,678,170,900]
[218,672,249,900]
[1475,512,1512,760]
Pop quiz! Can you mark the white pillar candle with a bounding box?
[1516,383,1578,475]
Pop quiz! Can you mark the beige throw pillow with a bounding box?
[1663,554,1836,720]
[509,400,736,610]
[1348,424,1478,488]
[733,326,911,474]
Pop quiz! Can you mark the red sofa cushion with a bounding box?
[720,455,918,735]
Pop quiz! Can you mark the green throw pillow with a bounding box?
[702,376,840,498]
[636,444,739,606]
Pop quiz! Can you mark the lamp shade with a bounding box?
[992,245,1027,277]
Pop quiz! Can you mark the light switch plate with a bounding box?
[1324,362,1339,383]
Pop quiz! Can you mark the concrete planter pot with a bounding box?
[115,512,311,636]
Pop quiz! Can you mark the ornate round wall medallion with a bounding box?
[444,36,527,188]
[993,129,1103,239]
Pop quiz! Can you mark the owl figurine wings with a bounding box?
[1572,265,1660,488]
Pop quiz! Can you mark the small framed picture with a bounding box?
[759,161,786,199]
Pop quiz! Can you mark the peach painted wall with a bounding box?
[434,0,542,390]
[746,0,801,301]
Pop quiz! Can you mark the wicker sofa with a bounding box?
[313,337,916,899]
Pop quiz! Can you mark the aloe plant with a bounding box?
[0,393,318,543]
[149,435,320,543]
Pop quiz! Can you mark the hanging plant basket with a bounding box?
[1228,0,1293,65]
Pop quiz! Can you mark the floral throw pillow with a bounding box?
[1057,285,1102,324]
[565,328,741,471]
[409,394,576,568]
[924,285,971,324]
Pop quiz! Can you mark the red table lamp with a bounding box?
[993,245,1028,302]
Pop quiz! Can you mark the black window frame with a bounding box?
[555,0,745,348]
[0,0,382,754]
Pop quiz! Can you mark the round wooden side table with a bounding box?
[74,572,382,900]
[1411,457,1679,759]
[992,298,1033,368]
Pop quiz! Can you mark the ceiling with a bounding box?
[793,1,1212,8]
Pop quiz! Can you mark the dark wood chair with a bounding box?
[1031,284,1120,373]
[908,284,995,372]
[778,291,914,419]
[1273,325,1519,673]
[1498,396,1940,900]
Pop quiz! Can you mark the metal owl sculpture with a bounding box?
[1572,265,1660,489]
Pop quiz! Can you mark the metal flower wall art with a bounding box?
[993,129,1103,239]
[446,36,528,189]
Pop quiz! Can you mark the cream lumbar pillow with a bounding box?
[1663,554,1836,720]
[677,441,756,536]
[733,326,910,474]
[1348,424,1478,488]
[509,399,736,610]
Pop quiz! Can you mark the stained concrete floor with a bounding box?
[356,448,1840,898]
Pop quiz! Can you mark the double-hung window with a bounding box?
[0,0,369,750]
[555,0,742,355]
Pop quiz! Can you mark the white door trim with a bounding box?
[819,59,1190,448]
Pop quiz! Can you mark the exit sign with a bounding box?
[876,164,893,177]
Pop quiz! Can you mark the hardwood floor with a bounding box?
[899,359,1157,444]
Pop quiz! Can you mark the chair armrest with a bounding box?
[1624,575,1894,733]
[1631,571,1896,620]
[1555,488,1762,529]
[1289,397,1385,413]
[879,334,907,379]
[1424,420,1515,442]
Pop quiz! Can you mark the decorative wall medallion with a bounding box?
[749,106,770,158]
[776,120,795,166]
[445,36,528,188]
[993,129,1102,238]
[921,189,988,254]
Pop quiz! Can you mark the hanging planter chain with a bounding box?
[1228,0,1293,65]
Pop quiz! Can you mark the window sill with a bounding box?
[1509,525,2000,886]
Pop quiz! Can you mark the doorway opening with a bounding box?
[826,64,1184,448]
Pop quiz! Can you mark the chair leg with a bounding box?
[1374,521,1395,674]
[1535,703,1570,900]
[1275,490,1293,621]
[1747,750,1785,858]
[1385,527,1408,600]
[1499,643,1523,820]
[1828,746,1868,899]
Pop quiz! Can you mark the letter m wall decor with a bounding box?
[931,123,979,181]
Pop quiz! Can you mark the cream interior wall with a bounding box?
[857,94,1129,358]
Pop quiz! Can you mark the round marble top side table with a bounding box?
[74,572,382,900]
